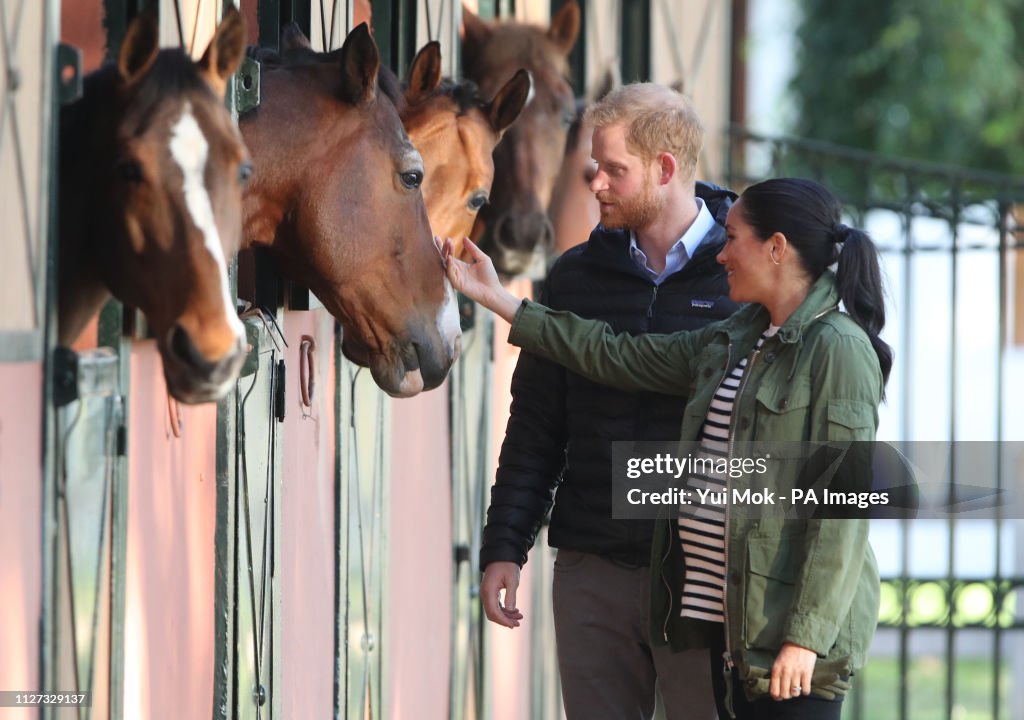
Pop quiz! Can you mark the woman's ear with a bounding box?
[770,232,788,262]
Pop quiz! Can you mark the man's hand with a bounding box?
[480,561,525,628]
[770,642,817,701]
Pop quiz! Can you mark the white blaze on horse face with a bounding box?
[439,279,462,361]
[168,102,246,349]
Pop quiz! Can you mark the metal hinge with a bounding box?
[56,43,83,105]
[234,56,260,113]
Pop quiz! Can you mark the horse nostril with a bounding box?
[169,324,211,372]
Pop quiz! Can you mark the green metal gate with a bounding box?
[728,126,1024,720]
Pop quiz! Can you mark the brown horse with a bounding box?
[548,103,600,257]
[59,8,249,404]
[399,41,530,249]
[461,1,580,277]
[240,24,460,397]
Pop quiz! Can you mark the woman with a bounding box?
[444,178,890,719]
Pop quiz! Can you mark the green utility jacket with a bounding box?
[508,271,881,701]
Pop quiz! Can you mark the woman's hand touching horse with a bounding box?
[441,237,523,323]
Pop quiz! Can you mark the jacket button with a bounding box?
[730,572,742,585]
[703,367,713,379]
[779,398,788,409]
[764,352,776,363]
[739,417,750,430]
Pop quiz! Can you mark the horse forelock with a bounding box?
[436,79,484,116]
[122,50,219,127]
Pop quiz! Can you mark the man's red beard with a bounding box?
[596,178,664,230]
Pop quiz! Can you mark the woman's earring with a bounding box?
[770,247,780,265]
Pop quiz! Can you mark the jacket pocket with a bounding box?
[754,377,811,441]
[826,399,875,442]
[553,548,588,571]
[743,532,802,651]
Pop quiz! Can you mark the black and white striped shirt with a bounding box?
[678,326,779,622]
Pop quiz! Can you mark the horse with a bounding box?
[240,24,461,398]
[548,101,599,257]
[461,1,581,277]
[399,41,530,250]
[59,8,250,404]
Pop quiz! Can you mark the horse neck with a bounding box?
[58,68,120,344]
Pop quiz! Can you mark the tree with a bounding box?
[790,0,1024,178]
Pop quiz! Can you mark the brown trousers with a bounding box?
[552,549,718,720]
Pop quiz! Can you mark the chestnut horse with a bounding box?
[240,24,460,397]
[461,1,580,277]
[59,8,249,403]
[399,41,530,247]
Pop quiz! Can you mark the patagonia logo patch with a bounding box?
[691,299,715,309]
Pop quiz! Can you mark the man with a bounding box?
[478,83,739,719]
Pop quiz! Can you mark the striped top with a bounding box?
[678,326,779,623]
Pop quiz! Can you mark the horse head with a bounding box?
[240,24,460,397]
[59,8,250,403]
[400,41,529,250]
[461,1,580,277]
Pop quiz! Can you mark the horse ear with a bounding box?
[548,0,580,56]
[588,64,619,104]
[281,22,312,51]
[118,9,159,83]
[406,42,442,104]
[198,6,247,97]
[484,69,530,137]
[460,4,492,48]
[338,23,379,106]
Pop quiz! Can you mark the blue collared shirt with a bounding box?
[629,197,715,285]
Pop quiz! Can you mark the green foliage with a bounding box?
[790,0,1024,178]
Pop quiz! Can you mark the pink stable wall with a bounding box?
[279,309,337,718]
[124,341,217,720]
[386,378,454,719]
[0,364,43,720]
[486,278,540,720]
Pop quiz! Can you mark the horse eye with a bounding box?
[238,161,254,184]
[400,170,423,190]
[467,192,488,211]
[116,158,144,184]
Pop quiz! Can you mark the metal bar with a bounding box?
[257,0,281,49]
[619,0,650,83]
[944,193,961,720]
[370,0,393,66]
[287,0,311,37]
[992,200,1009,720]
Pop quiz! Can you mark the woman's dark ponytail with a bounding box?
[835,226,893,385]
[739,178,893,386]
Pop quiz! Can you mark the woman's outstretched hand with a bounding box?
[440,237,522,323]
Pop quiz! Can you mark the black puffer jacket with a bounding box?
[480,182,741,570]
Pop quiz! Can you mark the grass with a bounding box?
[844,657,1014,720]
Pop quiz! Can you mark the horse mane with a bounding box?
[246,43,406,113]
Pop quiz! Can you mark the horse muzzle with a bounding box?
[160,324,247,403]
